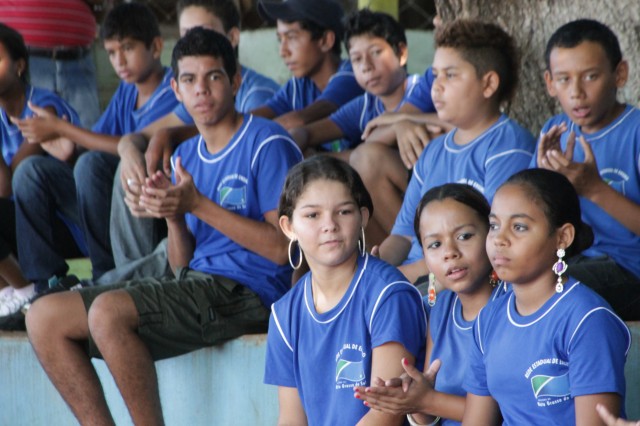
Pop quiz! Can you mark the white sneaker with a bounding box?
[0,291,32,317]
[0,286,14,302]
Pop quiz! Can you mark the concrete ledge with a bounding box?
[1,323,638,424]
[0,333,277,425]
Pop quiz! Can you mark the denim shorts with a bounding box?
[79,268,270,360]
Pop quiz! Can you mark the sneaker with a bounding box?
[22,275,84,313]
[0,286,14,302]
[0,309,25,331]
[0,290,32,317]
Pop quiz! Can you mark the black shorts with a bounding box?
[79,268,270,360]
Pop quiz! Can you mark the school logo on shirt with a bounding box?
[524,358,570,407]
[600,168,629,196]
[217,174,248,211]
[335,343,367,389]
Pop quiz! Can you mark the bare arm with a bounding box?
[541,133,640,235]
[356,329,465,423]
[0,154,12,197]
[250,105,277,120]
[251,101,339,131]
[357,343,414,426]
[290,118,343,151]
[14,104,120,154]
[378,234,412,267]
[461,394,501,426]
[277,386,308,426]
[140,159,289,265]
[145,125,198,177]
[166,215,195,273]
[379,235,429,285]
[575,393,621,426]
[596,403,640,426]
[275,100,338,130]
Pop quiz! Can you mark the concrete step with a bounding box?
[1,322,638,424]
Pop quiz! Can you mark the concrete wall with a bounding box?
[1,324,639,424]
[0,333,277,425]
[94,28,435,109]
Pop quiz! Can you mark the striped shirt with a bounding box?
[0,0,95,48]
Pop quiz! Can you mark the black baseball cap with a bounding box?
[257,0,344,37]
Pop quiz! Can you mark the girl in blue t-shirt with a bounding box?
[264,156,426,426]
[463,169,630,425]
[355,183,506,426]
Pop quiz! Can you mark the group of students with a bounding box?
[0,0,637,424]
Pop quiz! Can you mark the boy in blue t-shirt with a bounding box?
[101,0,281,284]
[532,19,640,320]
[253,0,364,137]
[379,20,535,283]
[290,9,422,160]
[26,28,302,425]
[11,3,178,289]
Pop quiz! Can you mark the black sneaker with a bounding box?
[0,309,26,331]
[22,275,85,313]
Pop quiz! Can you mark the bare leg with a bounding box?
[350,143,408,244]
[0,254,29,288]
[26,292,115,425]
[88,290,164,426]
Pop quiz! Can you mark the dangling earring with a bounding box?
[427,272,437,307]
[489,270,500,287]
[553,248,567,293]
[357,227,366,256]
[288,239,303,270]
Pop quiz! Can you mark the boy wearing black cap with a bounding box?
[253,0,364,152]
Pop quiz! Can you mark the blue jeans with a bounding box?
[29,53,100,129]
[568,254,640,321]
[13,152,119,290]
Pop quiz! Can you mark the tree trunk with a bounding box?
[435,0,640,134]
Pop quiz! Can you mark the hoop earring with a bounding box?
[288,239,303,270]
[357,227,366,256]
[553,248,567,293]
[427,272,437,307]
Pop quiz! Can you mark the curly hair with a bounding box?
[435,19,519,103]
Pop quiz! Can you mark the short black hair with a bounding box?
[502,168,594,258]
[171,27,237,82]
[545,19,622,71]
[0,23,28,85]
[176,0,240,32]
[101,2,160,47]
[435,19,519,103]
[344,9,406,56]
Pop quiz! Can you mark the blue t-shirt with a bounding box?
[426,286,507,426]
[171,114,302,306]
[531,105,640,278]
[264,59,364,152]
[92,67,178,135]
[0,85,80,165]
[329,74,423,148]
[264,254,427,426]
[464,279,630,425]
[406,66,436,113]
[392,115,535,264]
[173,65,279,121]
